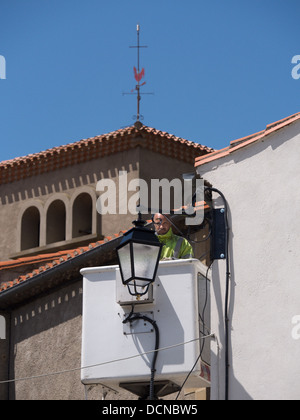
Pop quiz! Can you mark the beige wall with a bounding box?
[0,146,195,261]
[7,279,85,400]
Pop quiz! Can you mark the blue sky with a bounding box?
[1,0,300,161]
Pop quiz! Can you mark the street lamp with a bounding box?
[116,213,162,297]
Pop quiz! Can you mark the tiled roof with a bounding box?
[195,112,300,168]
[0,124,213,185]
[0,230,128,293]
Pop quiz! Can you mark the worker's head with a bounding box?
[152,213,172,235]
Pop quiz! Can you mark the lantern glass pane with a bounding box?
[126,279,150,296]
[132,243,160,280]
[117,243,132,282]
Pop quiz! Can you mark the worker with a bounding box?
[152,213,194,260]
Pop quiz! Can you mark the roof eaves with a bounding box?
[194,146,231,167]
[0,249,86,271]
[195,112,300,168]
[0,233,125,309]
[229,129,265,147]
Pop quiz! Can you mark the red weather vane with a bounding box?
[134,67,145,85]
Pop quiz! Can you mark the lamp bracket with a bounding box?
[132,211,147,228]
[122,311,154,335]
[116,282,154,306]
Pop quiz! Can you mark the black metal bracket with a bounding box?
[211,208,226,260]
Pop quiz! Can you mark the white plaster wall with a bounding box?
[197,121,300,400]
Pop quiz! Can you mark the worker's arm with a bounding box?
[179,239,194,259]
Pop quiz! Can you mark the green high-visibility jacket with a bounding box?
[157,228,194,260]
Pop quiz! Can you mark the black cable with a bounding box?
[175,352,202,400]
[199,262,213,366]
[205,187,230,401]
[175,262,212,400]
[123,310,160,400]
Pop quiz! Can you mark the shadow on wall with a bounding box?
[11,281,83,343]
[210,199,253,400]
[8,281,83,399]
[0,162,139,205]
[211,348,253,400]
[211,258,253,400]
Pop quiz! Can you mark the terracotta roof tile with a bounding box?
[195,112,300,168]
[0,249,86,271]
[0,124,213,185]
[0,228,125,294]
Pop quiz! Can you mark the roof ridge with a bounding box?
[0,124,213,167]
[265,111,300,130]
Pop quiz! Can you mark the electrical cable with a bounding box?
[199,262,213,366]
[175,262,213,400]
[205,186,230,401]
[186,216,213,244]
[123,308,160,400]
[198,269,211,337]
[175,352,202,400]
[0,335,214,386]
